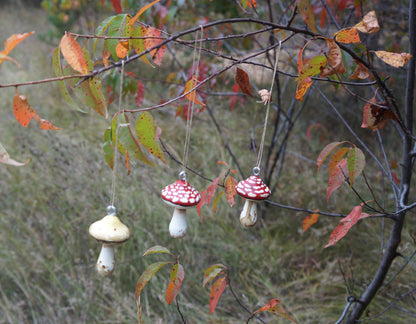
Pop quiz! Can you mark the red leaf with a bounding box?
[230,84,240,111]
[143,26,166,66]
[303,210,319,232]
[206,177,220,205]
[325,205,371,247]
[135,80,145,106]
[166,263,185,305]
[196,189,207,217]
[235,68,253,97]
[111,0,122,13]
[391,171,400,185]
[327,158,348,201]
[209,276,226,314]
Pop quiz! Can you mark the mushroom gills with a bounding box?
[96,243,115,276]
[240,200,257,227]
[169,208,187,238]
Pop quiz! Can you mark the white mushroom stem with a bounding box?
[240,200,257,227]
[96,243,115,276]
[169,208,187,238]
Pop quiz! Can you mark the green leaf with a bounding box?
[117,113,154,166]
[203,264,225,287]
[52,46,84,112]
[298,55,327,85]
[143,245,173,257]
[93,15,118,55]
[103,127,114,169]
[135,261,171,300]
[347,147,365,186]
[136,112,166,164]
[103,14,128,60]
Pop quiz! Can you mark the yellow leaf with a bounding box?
[295,77,313,101]
[374,51,412,68]
[60,32,89,74]
[354,11,380,33]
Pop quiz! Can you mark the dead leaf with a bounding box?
[374,51,412,68]
[0,141,30,166]
[321,39,346,77]
[235,67,253,96]
[354,11,380,33]
[350,61,370,79]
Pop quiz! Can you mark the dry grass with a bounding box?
[1,2,415,324]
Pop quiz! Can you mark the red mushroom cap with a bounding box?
[161,180,201,207]
[235,175,271,200]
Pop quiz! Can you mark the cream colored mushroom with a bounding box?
[89,209,130,276]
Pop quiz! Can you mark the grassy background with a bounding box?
[1,2,415,323]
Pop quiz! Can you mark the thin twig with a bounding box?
[175,296,187,324]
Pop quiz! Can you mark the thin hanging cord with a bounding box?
[255,41,282,170]
[110,59,125,206]
[182,26,204,171]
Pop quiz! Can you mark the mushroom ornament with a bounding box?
[89,206,130,276]
[235,168,271,227]
[161,171,201,238]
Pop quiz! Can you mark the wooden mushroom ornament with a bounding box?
[89,206,130,276]
[161,171,201,238]
[235,168,271,227]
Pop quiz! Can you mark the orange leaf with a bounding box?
[166,263,185,305]
[39,119,60,130]
[224,175,237,207]
[247,0,257,7]
[373,51,412,68]
[320,39,346,77]
[295,76,312,101]
[254,298,298,323]
[13,93,38,127]
[303,210,319,232]
[116,40,129,58]
[129,0,161,26]
[235,67,253,96]
[334,28,360,44]
[206,177,220,205]
[60,32,89,74]
[327,158,348,201]
[317,141,346,173]
[350,61,370,79]
[184,75,206,107]
[329,147,350,175]
[209,276,226,314]
[196,189,207,217]
[354,11,380,33]
[325,205,371,248]
[0,31,34,65]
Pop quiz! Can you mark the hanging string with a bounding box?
[182,26,204,174]
[255,41,282,172]
[110,59,126,207]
